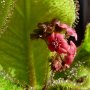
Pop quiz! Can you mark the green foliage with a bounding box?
[0,75,23,90]
[0,0,80,90]
[0,0,90,90]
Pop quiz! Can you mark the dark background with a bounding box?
[75,0,90,46]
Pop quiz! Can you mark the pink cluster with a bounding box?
[31,18,77,71]
[47,23,77,68]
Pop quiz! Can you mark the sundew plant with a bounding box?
[0,0,90,90]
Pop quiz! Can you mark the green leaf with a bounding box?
[0,0,76,89]
[83,23,90,52]
[30,0,76,26]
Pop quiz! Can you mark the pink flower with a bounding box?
[47,32,69,54]
[47,32,77,68]
[60,23,77,40]
[64,41,77,67]
[31,19,77,71]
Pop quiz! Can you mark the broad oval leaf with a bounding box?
[0,0,76,89]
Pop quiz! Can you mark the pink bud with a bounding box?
[60,23,68,29]
[66,28,77,40]
[64,54,74,66]
[64,41,76,67]
[68,41,77,55]
[60,23,77,40]
[51,59,62,72]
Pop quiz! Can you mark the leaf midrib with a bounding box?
[23,0,36,87]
